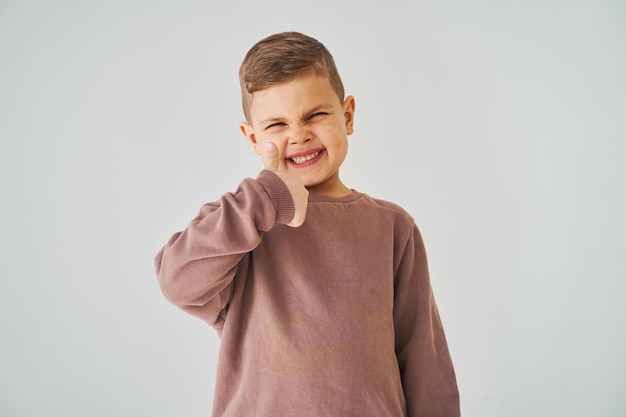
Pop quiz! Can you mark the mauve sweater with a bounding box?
[155,170,460,417]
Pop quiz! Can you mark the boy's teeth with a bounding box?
[290,151,320,164]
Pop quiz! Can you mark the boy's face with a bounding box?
[240,74,355,197]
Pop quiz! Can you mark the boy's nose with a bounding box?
[289,125,311,145]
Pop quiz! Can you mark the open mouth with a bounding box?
[287,150,323,165]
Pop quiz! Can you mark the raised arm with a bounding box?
[155,141,308,327]
[154,169,299,328]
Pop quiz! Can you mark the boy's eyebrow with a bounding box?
[258,104,333,126]
[258,116,286,126]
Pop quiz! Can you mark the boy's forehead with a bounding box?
[249,75,339,120]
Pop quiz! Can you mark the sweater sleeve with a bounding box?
[394,225,460,417]
[154,170,294,329]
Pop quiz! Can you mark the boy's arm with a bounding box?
[155,142,307,328]
[154,170,293,327]
[394,225,460,417]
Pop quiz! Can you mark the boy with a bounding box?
[155,31,460,416]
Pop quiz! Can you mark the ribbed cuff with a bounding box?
[256,170,295,225]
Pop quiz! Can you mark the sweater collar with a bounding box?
[308,190,363,204]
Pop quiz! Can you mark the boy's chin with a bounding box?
[292,174,320,188]
[303,180,322,190]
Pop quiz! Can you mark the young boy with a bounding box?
[155,31,460,417]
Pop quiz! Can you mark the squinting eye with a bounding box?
[309,112,328,120]
[265,122,285,130]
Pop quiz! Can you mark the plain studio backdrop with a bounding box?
[1,1,625,416]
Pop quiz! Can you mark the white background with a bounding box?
[1,1,625,416]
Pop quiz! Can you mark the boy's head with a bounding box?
[239,32,355,197]
[239,31,345,122]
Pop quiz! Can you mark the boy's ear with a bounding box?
[240,121,261,155]
[343,95,356,135]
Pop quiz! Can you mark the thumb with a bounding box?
[262,142,280,172]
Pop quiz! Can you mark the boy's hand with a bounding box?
[262,142,308,227]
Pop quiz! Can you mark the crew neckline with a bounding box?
[308,190,363,203]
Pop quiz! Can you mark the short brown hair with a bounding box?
[239,31,345,121]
